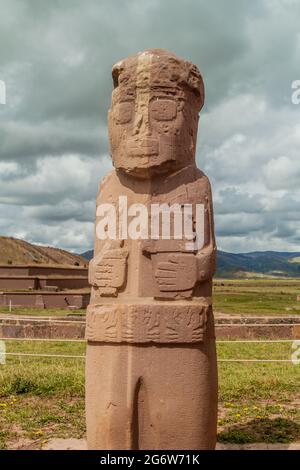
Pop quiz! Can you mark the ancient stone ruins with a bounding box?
[86,49,218,449]
[0,264,89,309]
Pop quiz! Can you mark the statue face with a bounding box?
[108,53,200,179]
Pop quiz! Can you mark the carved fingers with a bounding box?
[89,246,128,294]
[95,249,128,288]
[154,253,197,292]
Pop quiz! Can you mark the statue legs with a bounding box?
[86,315,217,450]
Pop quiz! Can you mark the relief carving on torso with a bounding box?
[87,48,217,339]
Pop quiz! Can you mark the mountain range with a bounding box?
[81,249,300,278]
[1,236,299,278]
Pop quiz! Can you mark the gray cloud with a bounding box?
[0,0,300,253]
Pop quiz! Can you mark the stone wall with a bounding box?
[0,265,88,277]
[0,315,299,339]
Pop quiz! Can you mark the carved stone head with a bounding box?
[108,49,204,179]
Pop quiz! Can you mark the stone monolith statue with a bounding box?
[86,49,218,450]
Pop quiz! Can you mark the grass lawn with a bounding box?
[0,307,86,316]
[213,279,300,315]
[0,339,299,448]
[1,278,300,317]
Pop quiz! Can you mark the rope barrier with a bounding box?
[1,317,300,327]
[218,359,296,363]
[0,337,85,342]
[3,352,85,359]
[0,317,85,324]
[216,339,296,343]
[0,338,297,343]
[0,352,297,363]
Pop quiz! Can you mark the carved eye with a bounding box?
[116,101,134,124]
[151,99,177,121]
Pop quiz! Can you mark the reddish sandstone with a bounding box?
[86,49,217,449]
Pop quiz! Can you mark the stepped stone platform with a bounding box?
[0,276,89,290]
[0,314,86,339]
[0,264,90,309]
[0,291,90,309]
[214,313,300,339]
[0,264,88,277]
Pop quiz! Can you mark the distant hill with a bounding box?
[81,250,93,261]
[0,236,87,266]
[215,250,300,278]
[81,249,300,278]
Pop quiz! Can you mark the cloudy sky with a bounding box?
[0,0,300,254]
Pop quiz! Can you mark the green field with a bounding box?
[0,278,299,318]
[0,339,299,449]
[0,307,86,316]
[0,279,299,448]
[213,279,300,315]
[1,278,300,317]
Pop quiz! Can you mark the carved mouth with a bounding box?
[127,138,158,157]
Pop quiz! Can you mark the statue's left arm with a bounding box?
[195,176,217,283]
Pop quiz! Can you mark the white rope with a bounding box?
[0,317,85,324]
[216,339,295,343]
[0,337,296,343]
[3,352,85,359]
[219,359,295,363]
[0,337,85,342]
[1,317,300,327]
[1,352,296,362]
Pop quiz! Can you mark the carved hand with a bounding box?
[89,242,128,295]
[94,248,128,288]
[154,253,197,292]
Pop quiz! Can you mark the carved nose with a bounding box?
[132,112,151,137]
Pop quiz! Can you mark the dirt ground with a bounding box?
[15,438,300,450]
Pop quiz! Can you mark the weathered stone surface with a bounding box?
[0,265,88,277]
[0,291,90,309]
[86,49,218,450]
[86,303,210,343]
[1,315,299,340]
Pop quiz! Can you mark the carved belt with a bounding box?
[85,301,212,344]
